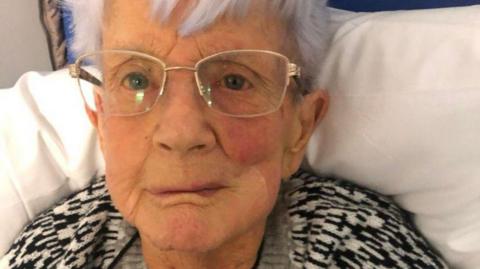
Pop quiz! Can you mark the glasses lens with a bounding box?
[77,51,165,115]
[196,51,289,116]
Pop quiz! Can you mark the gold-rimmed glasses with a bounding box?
[69,49,303,117]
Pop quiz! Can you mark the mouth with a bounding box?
[147,183,226,199]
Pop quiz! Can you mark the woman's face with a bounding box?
[91,0,326,253]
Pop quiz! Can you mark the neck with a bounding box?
[141,221,265,269]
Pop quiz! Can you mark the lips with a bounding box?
[147,182,226,198]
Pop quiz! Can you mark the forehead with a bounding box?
[102,0,289,58]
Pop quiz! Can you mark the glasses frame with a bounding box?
[69,49,304,118]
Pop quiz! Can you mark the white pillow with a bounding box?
[306,6,480,269]
[0,70,104,257]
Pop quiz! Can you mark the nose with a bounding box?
[151,71,216,156]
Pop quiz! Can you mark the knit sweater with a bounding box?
[4,170,448,268]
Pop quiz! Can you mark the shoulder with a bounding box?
[4,176,123,269]
[286,170,448,268]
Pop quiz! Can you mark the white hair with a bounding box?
[62,0,330,88]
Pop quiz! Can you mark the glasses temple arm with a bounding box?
[68,64,103,87]
[292,75,310,95]
[288,63,309,95]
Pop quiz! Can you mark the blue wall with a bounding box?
[328,0,480,12]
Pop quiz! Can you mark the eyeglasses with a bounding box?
[69,49,303,117]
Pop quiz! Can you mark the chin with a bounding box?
[139,206,229,252]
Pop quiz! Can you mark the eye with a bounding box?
[122,72,150,91]
[221,74,252,91]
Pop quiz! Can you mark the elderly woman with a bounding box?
[4,0,447,268]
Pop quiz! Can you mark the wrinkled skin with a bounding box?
[86,0,328,268]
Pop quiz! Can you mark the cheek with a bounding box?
[218,117,286,165]
[99,117,155,222]
[100,118,153,179]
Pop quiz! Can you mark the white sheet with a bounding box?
[0,70,104,257]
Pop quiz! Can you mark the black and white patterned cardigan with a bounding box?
[4,170,448,268]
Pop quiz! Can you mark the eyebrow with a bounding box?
[109,43,161,57]
[199,34,247,52]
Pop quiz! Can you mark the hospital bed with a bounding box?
[1,1,480,268]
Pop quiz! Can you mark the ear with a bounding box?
[85,104,99,128]
[282,89,329,177]
[84,91,106,153]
